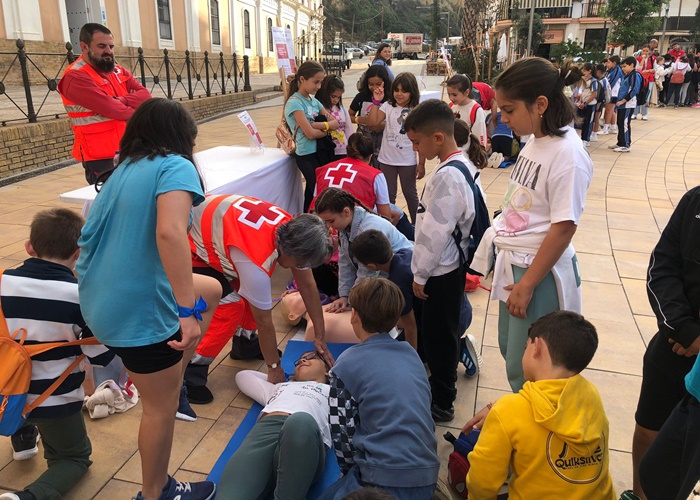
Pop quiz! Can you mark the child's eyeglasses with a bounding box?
[294,351,322,367]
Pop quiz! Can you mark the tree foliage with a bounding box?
[511,7,545,55]
[606,0,663,47]
[550,39,606,63]
[322,0,462,44]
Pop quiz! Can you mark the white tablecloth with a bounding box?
[420,90,442,102]
[60,146,303,215]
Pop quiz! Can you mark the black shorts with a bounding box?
[635,332,697,430]
[192,266,233,298]
[609,97,618,104]
[106,330,183,374]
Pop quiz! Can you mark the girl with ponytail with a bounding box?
[314,187,412,313]
[471,57,594,392]
[284,61,339,212]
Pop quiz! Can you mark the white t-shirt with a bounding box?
[377,102,417,166]
[235,370,331,448]
[452,101,488,148]
[493,126,593,241]
[580,77,598,106]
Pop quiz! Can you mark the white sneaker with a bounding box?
[608,144,620,149]
[590,133,598,141]
[613,146,630,153]
[487,153,503,169]
[582,141,590,147]
[611,126,618,133]
[641,115,648,121]
[460,334,483,378]
[599,129,609,135]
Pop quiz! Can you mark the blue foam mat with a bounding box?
[207,340,355,498]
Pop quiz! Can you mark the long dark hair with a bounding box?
[374,43,392,64]
[495,57,583,137]
[388,72,420,108]
[454,119,487,169]
[346,133,374,161]
[98,99,204,190]
[287,61,325,101]
[360,65,392,95]
[316,74,345,109]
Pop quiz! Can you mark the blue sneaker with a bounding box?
[460,334,483,378]
[133,476,216,500]
[176,385,197,422]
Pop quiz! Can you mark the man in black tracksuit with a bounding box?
[629,186,700,499]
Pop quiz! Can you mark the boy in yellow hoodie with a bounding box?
[463,311,615,500]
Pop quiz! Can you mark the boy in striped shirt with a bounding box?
[0,208,113,500]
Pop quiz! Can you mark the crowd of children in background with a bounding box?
[2,44,700,500]
[573,44,700,153]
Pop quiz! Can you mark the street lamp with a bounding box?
[660,3,670,53]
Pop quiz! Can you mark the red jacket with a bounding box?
[636,55,656,83]
[59,56,150,162]
[669,48,685,62]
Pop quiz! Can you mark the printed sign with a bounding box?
[272,27,298,77]
[237,111,264,149]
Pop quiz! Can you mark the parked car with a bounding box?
[347,47,364,59]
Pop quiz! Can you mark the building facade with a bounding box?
[0,0,323,73]
[491,0,698,62]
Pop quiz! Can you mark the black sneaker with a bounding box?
[11,425,39,461]
[175,385,197,422]
[619,490,641,500]
[431,402,455,423]
[185,384,214,405]
[229,332,264,360]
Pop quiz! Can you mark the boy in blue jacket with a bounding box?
[610,57,641,153]
[320,277,439,500]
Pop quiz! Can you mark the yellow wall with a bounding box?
[139,0,157,49]
[220,1,231,53]
[104,0,122,46]
[0,3,6,39]
[172,0,188,51]
[39,0,64,43]
[199,0,210,51]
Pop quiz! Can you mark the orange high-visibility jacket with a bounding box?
[60,57,130,162]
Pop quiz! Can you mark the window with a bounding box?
[244,10,251,49]
[268,18,273,52]
[157,0,172,40]
[210,0,220,45]
[583,28,604,49]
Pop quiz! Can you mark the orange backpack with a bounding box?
[0,271,99,436]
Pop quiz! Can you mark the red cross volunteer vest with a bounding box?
[189,195,292,280]
[60,56,131,162]
[311,157,381,210]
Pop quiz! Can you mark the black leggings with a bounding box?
[295,152,322,213]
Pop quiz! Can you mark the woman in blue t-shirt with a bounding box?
[77,99,223,500]
[284,61,339,212]
[372,43,395,80]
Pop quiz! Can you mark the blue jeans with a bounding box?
[318,466,436,500]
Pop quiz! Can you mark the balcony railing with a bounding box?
[0,39,252,126]
[586,0,606,18]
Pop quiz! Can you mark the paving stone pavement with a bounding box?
[1,61,699,497]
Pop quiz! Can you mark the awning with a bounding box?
[515,0,572,9]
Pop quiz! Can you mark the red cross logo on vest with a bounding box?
[233,197,287,229]
[324,163,357,189]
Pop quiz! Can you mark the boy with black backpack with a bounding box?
[404,99,490,423]
[0,209,113,500]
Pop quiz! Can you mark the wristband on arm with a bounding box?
[177,296,208,320]
[371,98,382,106]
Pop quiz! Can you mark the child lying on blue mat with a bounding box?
[217,351,332,499]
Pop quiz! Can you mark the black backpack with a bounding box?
[437,160,491,275]
[595,78,606,105]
